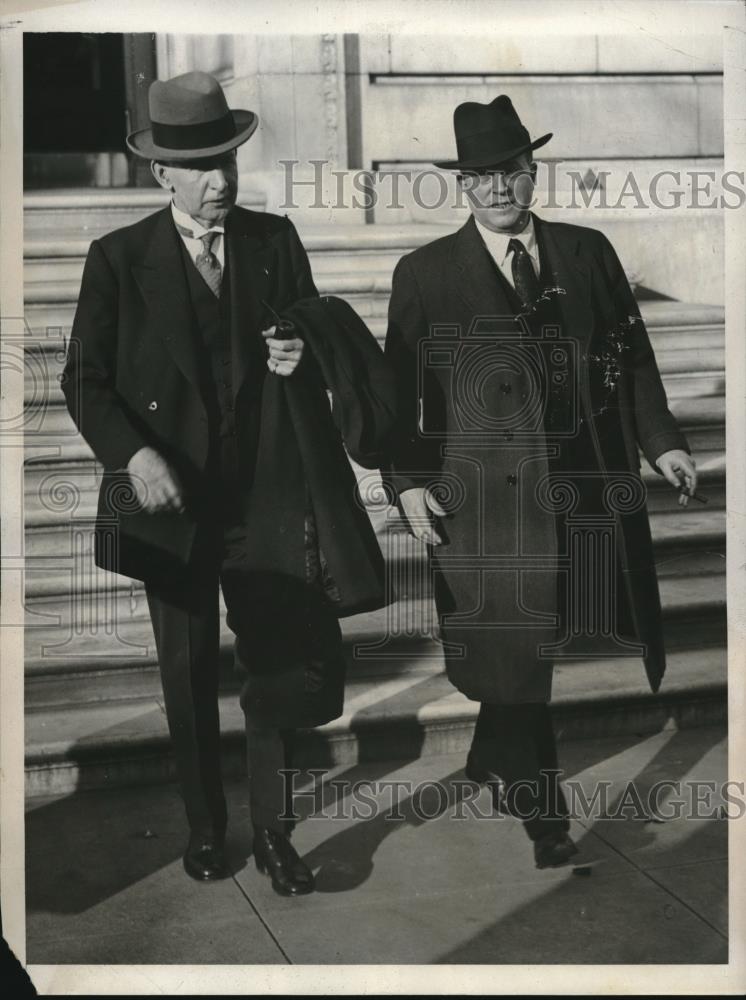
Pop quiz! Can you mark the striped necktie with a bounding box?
[174,222,222,298]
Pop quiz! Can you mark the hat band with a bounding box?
[151,111,236,151]
[455,124,531,163]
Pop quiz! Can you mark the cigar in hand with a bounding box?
[678,485,708,504]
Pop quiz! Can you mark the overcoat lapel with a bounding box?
[131,208,202,391]
[534,215,595,351]
[225,210,273,397]
[451,215,514,322]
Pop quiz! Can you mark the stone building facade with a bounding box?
[22,30,727,797]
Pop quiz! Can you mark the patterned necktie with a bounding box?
[174,222,222,298]
[195,231,222,298]
[508,237,540,309]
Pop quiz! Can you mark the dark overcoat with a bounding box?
[63,207,392,617]
[383,213,689,702]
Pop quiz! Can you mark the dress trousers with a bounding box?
[144,239,295,840]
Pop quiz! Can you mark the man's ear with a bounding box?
[151,160,172,192]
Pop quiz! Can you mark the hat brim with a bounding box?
[432,132,552,171]
[126,109,258,161]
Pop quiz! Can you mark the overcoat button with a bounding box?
[504,430,513,440]
[506,474,517,486]
[148,401,158,411]
[500,383,512,394]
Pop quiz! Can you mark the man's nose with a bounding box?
[492,173,509,196]
[210,169,230,191]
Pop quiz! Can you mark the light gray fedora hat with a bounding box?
[126,70,258,160]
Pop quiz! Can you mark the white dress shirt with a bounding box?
[474,215,540,289]
[171,201,225,268]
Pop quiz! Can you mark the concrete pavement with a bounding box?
[25,724,728,965]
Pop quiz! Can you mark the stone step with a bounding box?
[21,463,726,555]
[21,292,384,339]
[25,624,729,719]
[668,394,724,426]
[18,390,725,464]
[23,541,729,686]
[23,591,442,683]
[21,537,726,640]
[22,473,726,548]
[23,184,725,304]
[22,223,446,305]
[22,551,727,636]
[22,192,728,799]
[23,245,407,291]
[20,452,725,611]
[18,200,729,318]
[683,426,725,455]
[24,641,727,798]
[21,304,726,418]
[22,270,402,305]
[26,368,727,427]
[660,373,724,402]
[22,294,726,342]
[22,444,725,498]
[23,228,428,260]
[21,233,727,325]
[20,327,726,411]
[20,539,727,637]
[21,450,726,577]
[27,423,722,471]
[25,572,726,694]
[23,189,267,236]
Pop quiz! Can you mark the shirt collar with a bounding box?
[475,214,537,266]
[170,200,225,239]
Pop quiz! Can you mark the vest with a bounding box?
[178,239,244,524]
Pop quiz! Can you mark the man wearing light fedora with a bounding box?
[63,70,394,896]
[383,95,698,867]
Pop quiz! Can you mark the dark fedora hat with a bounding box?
[126,71,258,160]
[433,95,551,171]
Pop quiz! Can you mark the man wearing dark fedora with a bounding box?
[63,70,394,896]
[384,95,698,867]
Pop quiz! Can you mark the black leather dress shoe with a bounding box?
[533,831,579,869]
[253,827,315,896]
[183,834,230,881]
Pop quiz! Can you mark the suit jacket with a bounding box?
[383,213,689,700]
[64,205,320,585]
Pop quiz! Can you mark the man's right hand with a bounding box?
[127,447,184,513]
[398,487,447,546]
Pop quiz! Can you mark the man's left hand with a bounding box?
[656,449,698,507]
[262,326,304,377]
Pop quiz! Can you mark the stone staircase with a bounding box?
[23,189,727,797]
